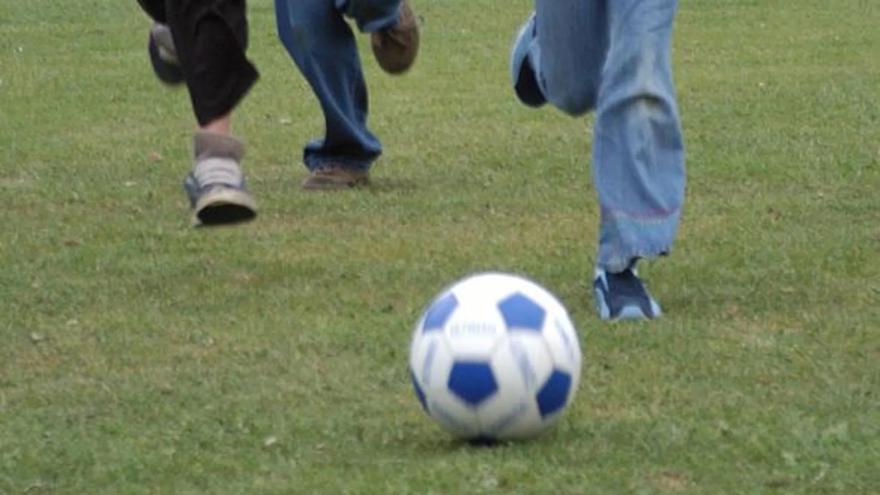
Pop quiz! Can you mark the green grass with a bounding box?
[1,0,879,493]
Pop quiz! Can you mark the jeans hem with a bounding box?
[597,244,671,274]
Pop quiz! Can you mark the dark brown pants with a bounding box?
[137,0,259,125]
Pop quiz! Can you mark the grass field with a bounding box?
[1,0,879,493]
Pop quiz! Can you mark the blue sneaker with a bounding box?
[593,267,662,321]
[510,13,547,108]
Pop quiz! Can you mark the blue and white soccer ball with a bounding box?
[409,272,582,441]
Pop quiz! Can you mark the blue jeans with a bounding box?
[275,0,401,171]
[531,0,686,272]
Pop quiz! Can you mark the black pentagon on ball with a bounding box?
[422,293,459,332]
[536,369,573,418]
[448,361,498,407]
[497,292,546,332]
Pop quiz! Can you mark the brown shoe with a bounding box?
[371,0,420,74]
[302,164,370,191]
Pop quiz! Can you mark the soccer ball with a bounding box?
[409,272,582,441]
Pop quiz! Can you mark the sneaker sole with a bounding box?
[148,32,184,85]
[510,13,546,107]
[614,303,662,321]
[193,188,257,227]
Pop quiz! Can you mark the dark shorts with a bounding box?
[137,0,259,125]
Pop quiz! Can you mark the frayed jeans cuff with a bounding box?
[597,245,671,274]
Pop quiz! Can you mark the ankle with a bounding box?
[193,130,244,162]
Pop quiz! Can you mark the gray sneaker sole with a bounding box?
[148,25,184,86]
[193,187,257,227]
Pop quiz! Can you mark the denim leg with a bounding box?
[275,0,383,171]
[534,0,608,116]
[533,0,685,273]
[593,0,685,272]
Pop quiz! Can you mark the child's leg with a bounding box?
[593,0,685,273]
[533,0,609,116]
[165,0,258,126]
[275,0,382,172]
